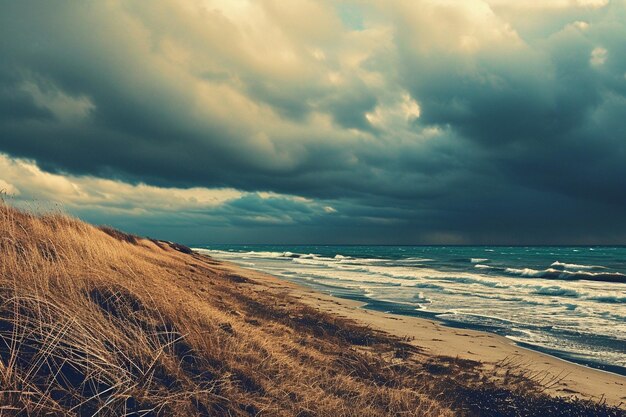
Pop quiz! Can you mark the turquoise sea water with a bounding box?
[194,245,626,375]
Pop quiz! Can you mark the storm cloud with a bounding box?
[0,0,625,244]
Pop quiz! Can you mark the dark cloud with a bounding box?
[0,0,625,243]
[321,81,378,131]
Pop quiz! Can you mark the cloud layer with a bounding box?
[1,0,625,243]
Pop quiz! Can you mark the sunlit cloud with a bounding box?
[486,0,609,9]
[0,154,336,227]
[590,47,608,66]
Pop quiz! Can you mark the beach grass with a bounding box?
[0,202,623,416]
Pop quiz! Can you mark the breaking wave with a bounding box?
[588,295,626,304]
[504,267,626,283]
[532,286,580,297]
[550,261,606,270]
[471,258,489,263]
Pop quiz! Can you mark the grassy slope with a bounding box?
[0,203,623,417]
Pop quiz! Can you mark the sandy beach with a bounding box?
[214,259,626,407]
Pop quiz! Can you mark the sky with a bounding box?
[0,0,625,245]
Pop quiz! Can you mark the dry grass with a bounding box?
[0,202,623,417]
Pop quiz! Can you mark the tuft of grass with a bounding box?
[147,238,194,255]
[0,202,623,416]
[98,225,140,245]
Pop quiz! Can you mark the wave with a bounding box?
[588,295,626,304]
[437,276,507,288]
[532,285,580,298]
[471,258,489,263]
[338,258,389,265]
[550,261,606,270]
[298,271,408,287]
[411,283,444,290]
[282,251,328,259]
[504,267,626,283]
[198,249,626,284]
[292,258,336,267]
[505,267,543,277]
[239,250,295,258]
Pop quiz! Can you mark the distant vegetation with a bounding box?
[0,202,623,416]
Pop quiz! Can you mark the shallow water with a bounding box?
[194,245,626,374]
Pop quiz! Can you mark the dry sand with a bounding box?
[215,260,626,407]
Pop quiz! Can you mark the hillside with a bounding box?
[0,203,622,416]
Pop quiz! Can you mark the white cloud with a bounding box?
[0,154,338,222]
[366,92,420,128]
[401,94,421,121]
[0,179,20,196]
[383,0,523,55]
[0,153,242,212]
[590,47,608,66]
[486,0,608,9]
[570,21,590,31]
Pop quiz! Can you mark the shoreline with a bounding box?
[355,295,626,377]
[210,257,626,407]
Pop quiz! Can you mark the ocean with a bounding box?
[194,245,626,375]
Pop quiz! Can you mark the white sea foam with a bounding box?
[339,258,387,264]
[402,257,434,262]
[471,258,488,263]
[505,267,626,283]
[532,285,580,297]
[243,251,291,258]
[588,295,626,304]
[551,261,606,270]
[505,267,543,277]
